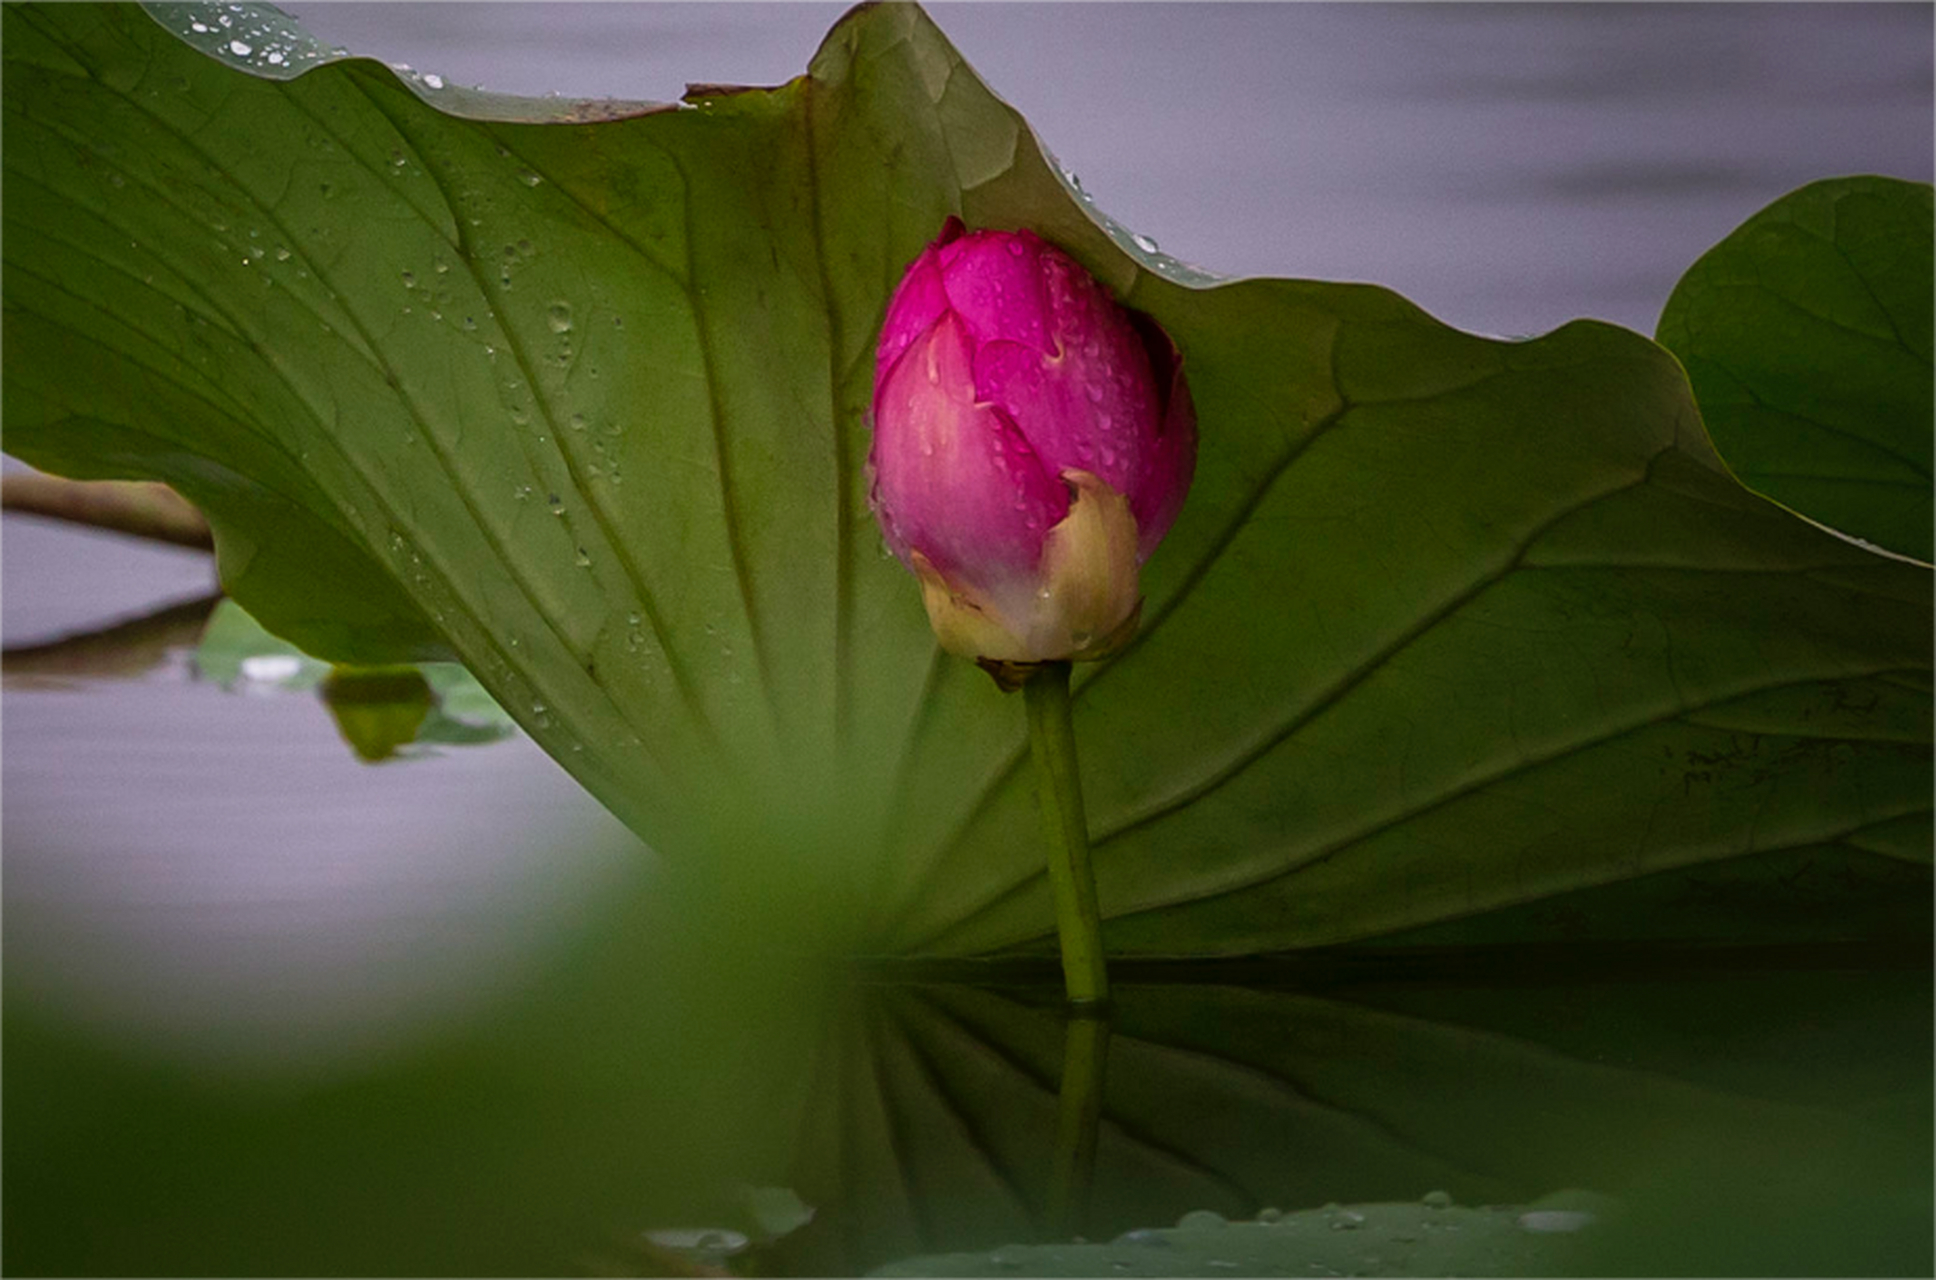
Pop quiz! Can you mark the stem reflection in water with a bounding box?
[1047,1006,1111,1241]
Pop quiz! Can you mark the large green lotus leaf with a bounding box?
[3,3,1929,956]
[1656,176,1934,563]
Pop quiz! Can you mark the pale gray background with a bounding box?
[289,2,1934,338]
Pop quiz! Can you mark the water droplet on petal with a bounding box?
[422,73,444,89]
[228,39,252,55]
[1131,232,1159,253]
[547,302,573,333]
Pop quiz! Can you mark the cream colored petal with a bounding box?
[1024,469,1142,659]
[909,472,1144,666]
[912,549,1031,662]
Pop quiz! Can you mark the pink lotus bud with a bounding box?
[868,217,1197,685]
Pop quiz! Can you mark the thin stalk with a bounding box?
[1024,660,1110,1007]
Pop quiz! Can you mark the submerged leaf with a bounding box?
[2,3,1928,954]
[195,599,517,756]
[318,666,435,762]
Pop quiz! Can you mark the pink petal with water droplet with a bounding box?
[971,260,1179,553]
[876,245,951,387]
[869,313,1067,587]
[937,229,1054,356]
[1124,309,1197,556]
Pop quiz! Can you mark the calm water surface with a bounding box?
[4,4,1930,1275]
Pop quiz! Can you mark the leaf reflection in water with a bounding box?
[765,947,1930,1277]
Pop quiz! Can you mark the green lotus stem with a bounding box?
[1046,1008,1110,1239]
[1024,660,1109,1008]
